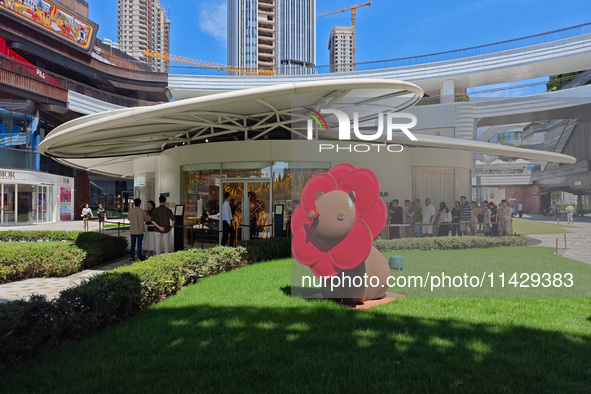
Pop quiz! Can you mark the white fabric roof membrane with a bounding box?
[38,78,575,178]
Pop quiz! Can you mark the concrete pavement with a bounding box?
[0,219,132,303]
[524,215,591,265]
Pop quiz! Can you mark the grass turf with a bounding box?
[1,247,590,393]
[511,218,569,234]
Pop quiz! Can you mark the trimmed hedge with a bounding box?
[0,246,247,374]
[75,232,128,268]
[107,246,247,306]
[0,243,86,283]
[243,237,291,262]
[0,232,127,284]
[373,235,530,252]
[0,230,81,242]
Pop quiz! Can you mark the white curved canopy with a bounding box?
[40,79,423,158]
[39,78,575,178]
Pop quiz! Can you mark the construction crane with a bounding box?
[317,2,372,68]
[143,50,276,76]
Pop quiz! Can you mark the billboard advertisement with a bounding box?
[0,0,97,53]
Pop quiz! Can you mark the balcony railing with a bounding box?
[0,53,154,109]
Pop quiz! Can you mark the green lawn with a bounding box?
[103,223,130,231]
[511,218,570,234]
[1,247,590,393]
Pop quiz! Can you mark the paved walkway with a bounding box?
[0,257,132,303]
[0,220,133,303]
[524,215,591,265]
[0,218,128,232]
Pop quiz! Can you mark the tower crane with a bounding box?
[317,2,372,67]
[143,50,276,76]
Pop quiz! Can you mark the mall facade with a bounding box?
[0,0,168,224]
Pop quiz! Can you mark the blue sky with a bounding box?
[88,0,591,74]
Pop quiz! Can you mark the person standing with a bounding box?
[128,198,150,262]
[414,199,423,237]
[470,201,479,236]
[566,203,574,224]
[489,202,498,236]
[483,203,492,236]
[388,199,403,239]
[97,204,106,232]
[421,198,436,237]
[221,192,236,246]
[81,203,93,231]
[517,202,523,218]
[151,195,175,255]
[451,201,461,236]
[144,200,156,257]
[459,196,472,236]
[498,199,512,236]
[403,199,415,238]
[550,200,557,217]
[437,202,451,236]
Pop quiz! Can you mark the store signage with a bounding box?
[0,170,16,179]
[0,0,97,54]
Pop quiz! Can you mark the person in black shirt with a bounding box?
[388,199,404,239]
[489,202,498,236]
[451,200,461,236]
[97,203,106,232]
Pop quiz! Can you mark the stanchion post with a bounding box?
[564,233,567,249]
[556,238,558,255]
[118,222,121,238]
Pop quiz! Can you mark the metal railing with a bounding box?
[169,22,591,76]
[0,53,155,108]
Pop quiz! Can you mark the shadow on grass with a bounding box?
[3,302,590,393]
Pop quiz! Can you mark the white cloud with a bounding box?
[199,2,227,43]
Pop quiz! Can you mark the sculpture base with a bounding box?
[305,292,405,310]
[346,293,405,310]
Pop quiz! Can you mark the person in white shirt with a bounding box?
[421,198,436,237]
[517,202,523,218]
[437,202,452,236]
[221,192,236,246]
[565,203,575,224]
[81,203,93,231]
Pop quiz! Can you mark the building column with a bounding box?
[441,79,455,104]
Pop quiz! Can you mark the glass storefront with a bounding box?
[0,183,54,224]
[17,184,34,223]
[180,161,331,245]
[2,183,15,223]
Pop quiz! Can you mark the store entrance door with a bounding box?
[222,181,271,243]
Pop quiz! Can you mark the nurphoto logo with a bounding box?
[305,109,418,153]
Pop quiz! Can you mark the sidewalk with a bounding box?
[0,219,132,303]
[524,215,591,265]
[0,256,132,303]
[0,218,128,232]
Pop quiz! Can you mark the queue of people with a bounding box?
[387,196,516,238]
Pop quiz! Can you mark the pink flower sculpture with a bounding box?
[291,163,387,277]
